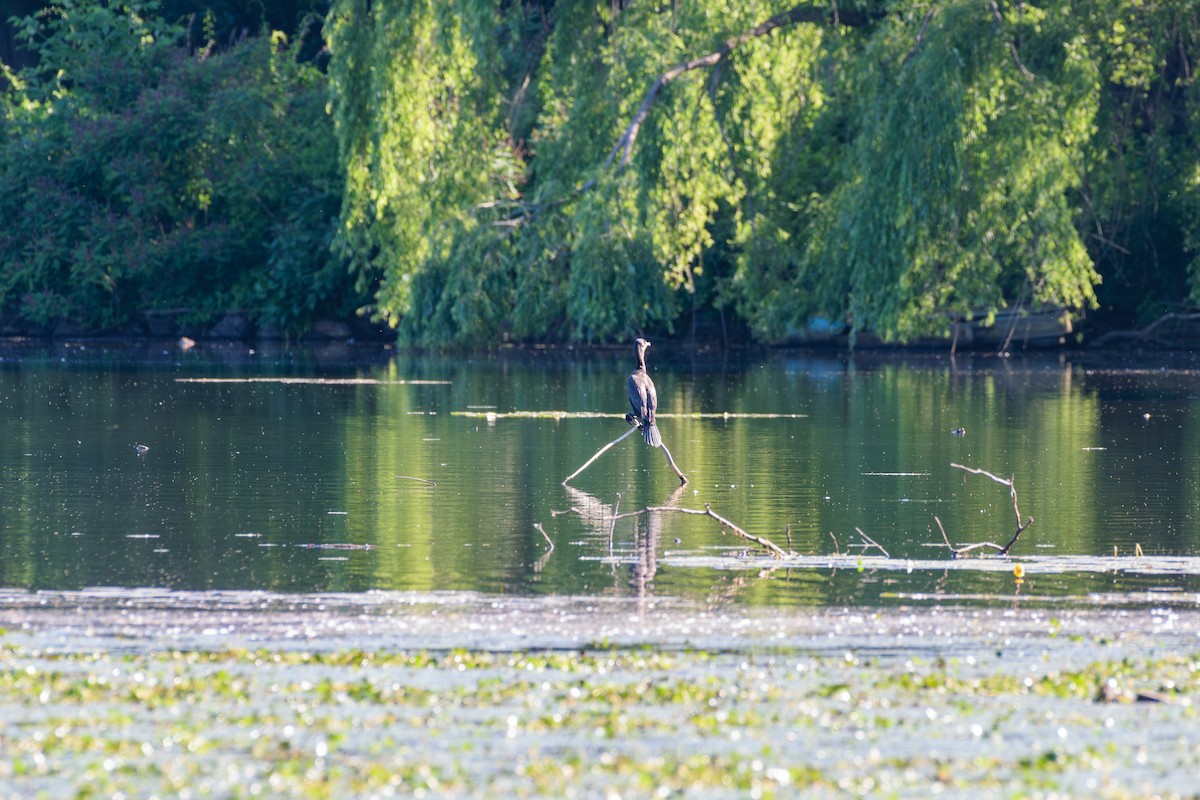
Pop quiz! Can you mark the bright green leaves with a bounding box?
[329,0,1115,346]
[6,0,1199,343]
[327,0,518,331]
[10,0,179,110]
[731,1,1104,343]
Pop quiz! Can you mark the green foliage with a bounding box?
[325,0,1200,346]
[326,0,519,335]
[770,3,1103,341]
[1075,0,1200,324]
[0,0,353,334]
[6,0,1200,343]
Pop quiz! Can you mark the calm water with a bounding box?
[3,340,1200,606]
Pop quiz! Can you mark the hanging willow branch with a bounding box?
[599,3,881,171]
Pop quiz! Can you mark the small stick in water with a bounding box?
[534,522,554,551]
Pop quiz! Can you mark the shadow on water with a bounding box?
[2,340,1200,607]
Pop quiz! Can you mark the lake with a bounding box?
[3,339,1200,607]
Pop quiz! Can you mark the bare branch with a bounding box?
[533,523,554,572]
[988,0,1034,80]
[534,522,554,550]
[941,464,1034,556]
[394,475,437,486]
[1088,311,1200,350]
[934,516,1007,557]
[608,492,622,545]
[950,463,1013,488]
[562,424,640,485]
[615,504,790,558]
[550,507,584,517]
[853,527,890,558]
[563,419,688,485]
[658,439,689,485]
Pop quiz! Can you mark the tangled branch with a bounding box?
[935,464,1034,557]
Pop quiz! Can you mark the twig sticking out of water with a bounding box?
[935,463,1035,557]
[562,426,640,484]
[609,493,622,547]
[658,439,688,485]
[852,528,890,558]
[561,421,688,486]
[932,515,1013,557]
[614,504,790,558]
[395,475,437,486]
[533,523,554,572]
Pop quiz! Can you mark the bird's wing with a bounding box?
[643,375,658,423]
[627,372,649,418]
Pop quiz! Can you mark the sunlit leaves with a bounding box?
[326,0,519,330]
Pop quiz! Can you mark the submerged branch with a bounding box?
[394,475,437,486]
[614,504,790,558]
[1088,311,1200,350]
[454,411,807,420]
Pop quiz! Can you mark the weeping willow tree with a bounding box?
[327,0,1200,345]
[739,2,1103,341]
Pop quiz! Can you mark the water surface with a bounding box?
[2,340,1199,606]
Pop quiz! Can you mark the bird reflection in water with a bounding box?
[560,484,688,597]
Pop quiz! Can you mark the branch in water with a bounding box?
[614,504,790,558]
[938,464,1035,556]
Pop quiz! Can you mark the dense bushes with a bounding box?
[0,0,355,336]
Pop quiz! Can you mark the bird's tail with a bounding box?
[644,422,662,448]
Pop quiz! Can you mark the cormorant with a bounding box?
[626,338,662,448]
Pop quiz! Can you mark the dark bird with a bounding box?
[626,337,662,448]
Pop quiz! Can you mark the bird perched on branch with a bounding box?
[626,337,662,448]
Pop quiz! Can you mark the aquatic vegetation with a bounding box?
[0,627,1197,797]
